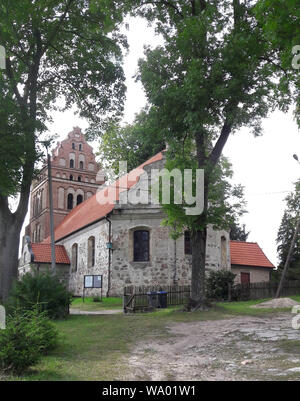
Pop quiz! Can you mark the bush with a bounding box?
[0,308,58,374]
[7,270,72,319]
[206,269,236,301]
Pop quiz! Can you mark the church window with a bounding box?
[133,230,149,262]
[79,144,82,151]
[79,161,84,170]
[88,236,95,268]
[77,194,83,205]
[67,193,73,209]
[70,175,73,181]
[72,143,75,150]
[184,231,192,255]
[71,243,78,272]
[70,159,74,168]
[78,176,81,182]
[221,236,227,268]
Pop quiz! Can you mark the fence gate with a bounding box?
[123,285,190,313]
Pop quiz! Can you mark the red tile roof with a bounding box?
[31,243,70,264]
[43,151,164,243]
[230,241,275,269]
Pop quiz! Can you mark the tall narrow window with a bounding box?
[72,243,78,272]
[221,236,227,268]
[79,144,82,151]
[70,159,74,168]
[78,176,81,182]
[88,236,95,268]
[70,174,73,181]
[134,230,149,262]
[79,161,84,170]
[72,143,75,150]
[184,231,192,255]
[77,194,83,205]
[67,193,73,209]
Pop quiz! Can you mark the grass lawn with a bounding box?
[71,296,123,311]
[2,297,296,381]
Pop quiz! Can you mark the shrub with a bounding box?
[7,270,72,319]
[206,269,236,301]
[0,308,58,374]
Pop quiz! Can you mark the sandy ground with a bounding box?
[251,297,300,309]
[126,312,300,381]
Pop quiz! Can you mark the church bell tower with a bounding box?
[26,127,105,243]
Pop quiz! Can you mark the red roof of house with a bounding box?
[230,241,275,269]
[43,151,164,243]
[31,243,70,264]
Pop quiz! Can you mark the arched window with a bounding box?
[134,230,149,262]
[70,159,74,168]
[77,194,83,205]
[71,243,78,272]
[70,174,73,181]
[72,142,75,150]
[88,236,95,268]
[79,144,82,151]
[67,193,73,210]
[79,161,84,170]
[184,231,192,255]
[221,236,227,268]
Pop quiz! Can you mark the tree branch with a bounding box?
[139,1,184,18]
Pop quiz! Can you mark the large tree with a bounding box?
[0,0,128,302]
[132,0,287,309]
[255,0,300,125]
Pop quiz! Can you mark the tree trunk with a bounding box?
[189,227,208,310]
[0,209,22,303]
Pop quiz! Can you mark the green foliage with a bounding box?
[7,271,72,319]
[255,0,300,125]
[0,0,128,195]
[0,308,58,374]
[159,146,248,239]
[97,107,165,176]
[230,221,250,241]
[206,269,236,301]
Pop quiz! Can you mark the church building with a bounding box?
[19,127,274,297]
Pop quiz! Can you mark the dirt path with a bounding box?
[69,308,123,315]
[126,313,300,381]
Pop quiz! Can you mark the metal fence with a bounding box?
[123,285,190,313]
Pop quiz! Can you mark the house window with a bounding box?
[88,236,95,268]
[77,194,83,205]
[134,230,149,262]
[184,231,192,255]
[67,193,73,209]
[71,243,78,272]
[70,159,74,168]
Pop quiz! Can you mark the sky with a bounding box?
[20,17,300,266]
